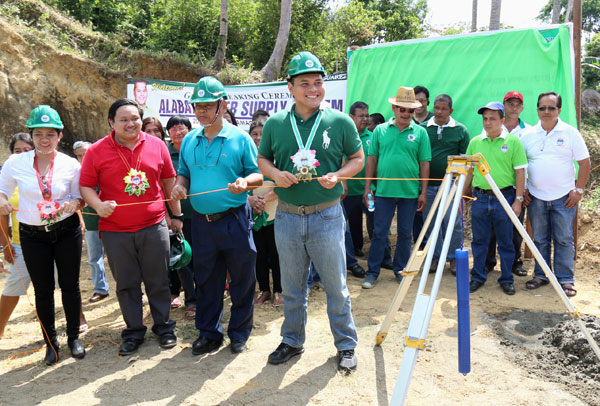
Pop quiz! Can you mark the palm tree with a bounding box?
[261,0,292,82]
[551,0,561,23]
[471,0,478,32]
[489,0,502,30]
[213,0,228,71]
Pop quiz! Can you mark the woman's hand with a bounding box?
[59,199,81,215]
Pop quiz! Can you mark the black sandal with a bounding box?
[525,278,549,290]
[561,284,577,297]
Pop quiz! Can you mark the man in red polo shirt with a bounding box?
[80,98,183,356]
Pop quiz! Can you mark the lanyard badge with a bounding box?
[289,109,323,181]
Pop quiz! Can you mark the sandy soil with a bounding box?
[1,212,600,406]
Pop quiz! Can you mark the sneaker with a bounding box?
[337,349,357,372]
[348,264,366,278]
[268,343,304,365]
[362,275,377,289]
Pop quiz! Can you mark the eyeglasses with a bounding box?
[353,114,369,119]
[169,125,189,135]
[195,137,224,167]
[194,103,218,112]
[538,106,558,112]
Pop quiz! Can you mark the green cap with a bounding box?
[287,51,326,79]
[169,232,192,270]
[26,105,64,130]
[190,76,227,103]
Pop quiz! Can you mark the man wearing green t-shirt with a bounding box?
[421,94,470,274]
[258,52,364,372]
[362,87,431,289]
[464,102,527,296]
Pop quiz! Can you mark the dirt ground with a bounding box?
[1,211,600,406]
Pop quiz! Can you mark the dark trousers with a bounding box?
[486,207,525,270]
[102,220,175,340]
[343,195,366,250]
[175,218,197,306]
[253,224,281,293]
[192,204,256,342]
[20,214,82,344]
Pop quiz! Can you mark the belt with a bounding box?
[20,214,77,233]
[277,199,339,216]
[194,204,243,222]
[474,186,514,195]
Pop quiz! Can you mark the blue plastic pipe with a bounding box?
[455,248,471,375]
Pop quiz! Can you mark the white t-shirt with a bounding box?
[520,119,590,201]
[0,150,81,226]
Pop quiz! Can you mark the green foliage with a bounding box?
[538,0,600,33]
[583,32,600,90]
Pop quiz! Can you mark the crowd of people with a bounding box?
[0,51,590,373]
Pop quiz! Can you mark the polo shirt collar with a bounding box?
[426,116,456,128]
[290,103,325,123]
[480,128,508,140]
[519,118,526,129]
[359,128,371,137]
[110,130,146,149]
[533,118,567,135]
[195,122,231,140]
[389,118,415,132]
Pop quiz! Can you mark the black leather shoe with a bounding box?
[469,280,484,293]
[192,336,223,355]
[501,283,516,295]
[268,342,304,365]
[338,349,357,372]
[348,264,366,278]
[68,339,86,359]
[381,261,394,270]
[119,339,144,356]
[159,332,177,349]
[44,341,59,366]
[230,340,247,354]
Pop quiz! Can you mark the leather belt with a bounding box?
[474,186,514,195]
[277,199,339,216]
[20,214,77,233]
[194,204,243,222]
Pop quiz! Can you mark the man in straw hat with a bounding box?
[257,51,364,371]
[362,87,431,289]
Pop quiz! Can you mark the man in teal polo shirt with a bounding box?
[362,87,431,289]
[421,94,470,274]
[464,102,527,295]
[171,76,262,355]
[258,51,364,372]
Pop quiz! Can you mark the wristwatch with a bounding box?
[171,214,184,221]
[516,196,524,202]
[574,188,584,195]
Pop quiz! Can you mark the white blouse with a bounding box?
[0,150,81,226]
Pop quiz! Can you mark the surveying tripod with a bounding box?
[374,154,600,405]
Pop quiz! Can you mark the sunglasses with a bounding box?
[538,106,558,112]
[397,107,415,113]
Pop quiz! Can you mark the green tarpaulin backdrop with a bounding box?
[347,25,575,136]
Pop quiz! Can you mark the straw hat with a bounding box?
[388,87,422,109]
[252,180,278,222]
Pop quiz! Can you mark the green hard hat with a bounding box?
[169,231,192,270]
[190,76,227,103]
[26,105,64,130]
[287,51,326,79]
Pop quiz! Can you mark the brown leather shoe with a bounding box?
[254,291,271,305]
[88,293,109,303]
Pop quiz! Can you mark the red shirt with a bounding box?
[79,131,176,232]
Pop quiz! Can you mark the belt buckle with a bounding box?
[204,214,213,222]
[44,224,50,232]
[297,205,306,215]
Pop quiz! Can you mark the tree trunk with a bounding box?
[213,0,228,71]
[566,0,574,22]
[261,0,292,82]
[551,0,561,23]
[471,0,478,32]
[489,0,502,31]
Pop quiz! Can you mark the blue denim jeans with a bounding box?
[274,202,357,351]
[367,196,418,278]
[528,194,576,284]
[84,230,109,295]
[423,185,463,262]
[470,189,515,285]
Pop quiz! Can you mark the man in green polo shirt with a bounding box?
[258,51,363,372]
[421,94,470,274]
[464,102,527,296]
[362,87,431,289]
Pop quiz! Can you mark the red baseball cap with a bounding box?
[503,91,523,103]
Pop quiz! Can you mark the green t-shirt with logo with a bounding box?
[258,105,362,206]
[368,119,431,198]
[465,132,528,190]
[346,128,373,196]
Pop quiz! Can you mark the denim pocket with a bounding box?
[318,203,342,220]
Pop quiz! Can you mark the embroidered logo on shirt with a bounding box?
[556,138,565,146]
[366,140,371,146]
[407,134,416,142]
[322,129,331,150]
[501,145,509,152]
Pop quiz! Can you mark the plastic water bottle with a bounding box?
[367,193,375,212]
